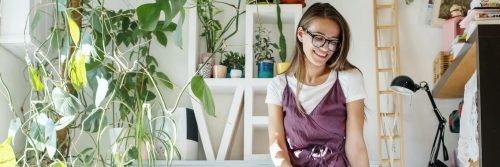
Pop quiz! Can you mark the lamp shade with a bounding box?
[390,75,420,95]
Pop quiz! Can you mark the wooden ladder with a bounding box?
[372,0,405,166]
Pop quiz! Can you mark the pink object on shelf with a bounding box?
[442,16,465,51]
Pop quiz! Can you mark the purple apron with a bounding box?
[282,72,349,167]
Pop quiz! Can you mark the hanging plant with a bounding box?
[0,0,217,166]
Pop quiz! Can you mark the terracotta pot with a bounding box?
[200,52,215,66]
[280,0,305,7]
[276,62,290,74]
[213,65,227,78]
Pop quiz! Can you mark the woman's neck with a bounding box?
[302,62,330,86]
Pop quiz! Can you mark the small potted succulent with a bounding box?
[221,51,245,78]
[254,25,278,78]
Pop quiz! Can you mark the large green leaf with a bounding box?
[66,10,80,45]
[155,72,173,89]
[68,54,88,91]
[136,3,161,31]
[28,65,44,91]
[50,30,64,51]
[52,87,84,117]
[82,108,108,133]
[158,0,172,25]
[173,9,185,49]
[191,75,215,116]
[54,115,76,131]
[8,118,20,143]
[170,0,186,17]
[49,160,66,167]
[45,119,57,159]
[128,146,139,160]
[78,147,95,165]
[0,137,15,167]
[29,114,46,151]
[91,13,107,35]
[275,0,287,62]
[87,65,109,107]
[154,31,168,47]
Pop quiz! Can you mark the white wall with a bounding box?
[0,0,463,165]
[119,0,462,164]
[0,47,30,153]
[399,1,461,166]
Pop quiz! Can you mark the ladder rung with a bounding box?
[380,159,402,164]
[376,3,394,9]
[380,112,400,117]
[376,46,393,50]
[377,25,396,29]
[379,90,396,94]
[377,68,393,72]
[380,135,400,140]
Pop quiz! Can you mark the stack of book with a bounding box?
[460,8,500,34]
[450,34,467,59]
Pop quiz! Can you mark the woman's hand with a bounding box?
[345,99,370,167]
[268,104,293,167]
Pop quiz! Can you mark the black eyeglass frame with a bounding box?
[303,28,341,52]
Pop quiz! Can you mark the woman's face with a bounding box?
[297,18,341,68]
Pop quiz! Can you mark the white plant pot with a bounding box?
[230,69,243,78]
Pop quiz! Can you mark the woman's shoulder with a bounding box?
[269,73,289,88]
[337,68,364,84]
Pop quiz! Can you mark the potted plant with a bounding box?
[221,51,245,78]
[254,25,278,78]
[197,0,244,78]
[247,0,274,4]
[0,0,217,166]
[280,0,306,7]
[274,0,290,74]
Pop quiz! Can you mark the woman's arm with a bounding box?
[345,99,369,167]
[267,104,292,167]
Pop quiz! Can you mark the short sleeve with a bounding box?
[265,76,285,106]
[342,69,367,103]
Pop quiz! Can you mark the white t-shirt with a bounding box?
[265,69,366,114]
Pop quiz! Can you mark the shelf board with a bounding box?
[0,35,34,59]
[246,4,302,24]
[432,28,479,98]
[380,159,402,164]
[376,3,394,9]
[252,116,268,129]
[203,78,271,92]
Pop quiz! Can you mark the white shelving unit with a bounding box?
[0,0,34,58]
[243,4,301,161]
[186,3,302,162]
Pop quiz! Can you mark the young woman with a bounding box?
[265,3,369,167]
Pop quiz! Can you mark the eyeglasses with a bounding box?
[303,28,340,51]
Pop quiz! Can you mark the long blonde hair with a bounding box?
[284,3,357,115]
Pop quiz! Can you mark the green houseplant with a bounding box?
[197,0,244,78]
[0,0,216,166]
[254,25,278,78]
[274,0,290,74]
[221,51,245,78]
